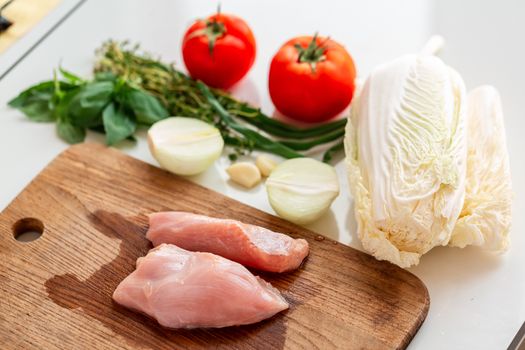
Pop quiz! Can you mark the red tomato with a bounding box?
[269,35,356,123]
[182,13,256,89]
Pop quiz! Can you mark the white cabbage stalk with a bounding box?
[345,41,467,267]
[449,86,512,251]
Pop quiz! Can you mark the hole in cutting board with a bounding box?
[13,218,44,242]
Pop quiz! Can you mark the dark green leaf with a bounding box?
[57,119,86,144]
[89,125,106,134]
[8,81,57,122]
[53,87,81,122]
[79,81,114,108]
[123,88,168,124]
[19,100,54,122]
[102,103,136,146]
[94,71,117,82]
[68,81,114,127]
[9,81,53,108]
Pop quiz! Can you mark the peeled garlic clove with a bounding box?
[345,49,468,267]
[148,117,224,176]
[266,158,339,225]
[449,86,512,251]
[227,162,262,188]
[256,155,278,177]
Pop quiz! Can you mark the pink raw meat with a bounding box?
[146,212,309,273]
[113,244,288,328]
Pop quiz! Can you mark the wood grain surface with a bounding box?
[0,0,62,53]
[0,143,429,349]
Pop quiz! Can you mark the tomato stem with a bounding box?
[187,5,226,57]
[205,19,226,56]
[294,33,328,73]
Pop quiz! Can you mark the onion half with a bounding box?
[266,158,339,225]
[148,117,224,176]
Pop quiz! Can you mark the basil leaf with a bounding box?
[9,81,52,106]
[53,87,81,122]
[102,103,136,146]
[78,81,114,108]
[123,88,168,124]
[8,81,57,122]
[68,81,114,127]
[18,100,54,122]
[57,119,86,144]
[94,72,117,82]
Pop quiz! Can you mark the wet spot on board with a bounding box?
[45,210,288,349]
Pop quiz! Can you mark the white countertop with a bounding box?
[1,0,524,348]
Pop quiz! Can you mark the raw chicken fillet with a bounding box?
[113,244,289,328]
[146,212,309,273]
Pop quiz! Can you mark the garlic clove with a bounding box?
[227,162,262,188]
[256,155,278,177]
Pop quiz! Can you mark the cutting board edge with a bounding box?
[402,289,430,349]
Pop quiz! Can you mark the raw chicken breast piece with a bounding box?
[146,212,309,273]
[113,244,289,328]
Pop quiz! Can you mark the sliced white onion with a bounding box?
[266,158,340,225]
[148,117,224,176]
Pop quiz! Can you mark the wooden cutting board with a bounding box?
[0,143,429,350]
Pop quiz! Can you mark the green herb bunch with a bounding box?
[8,68,168,145]
[8,40,347,161]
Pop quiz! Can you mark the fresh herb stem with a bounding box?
[233,110,347,138]
[322,141,345,163]
[198,81,303,159]
[217,94,347,136]
[280,128,345,151]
